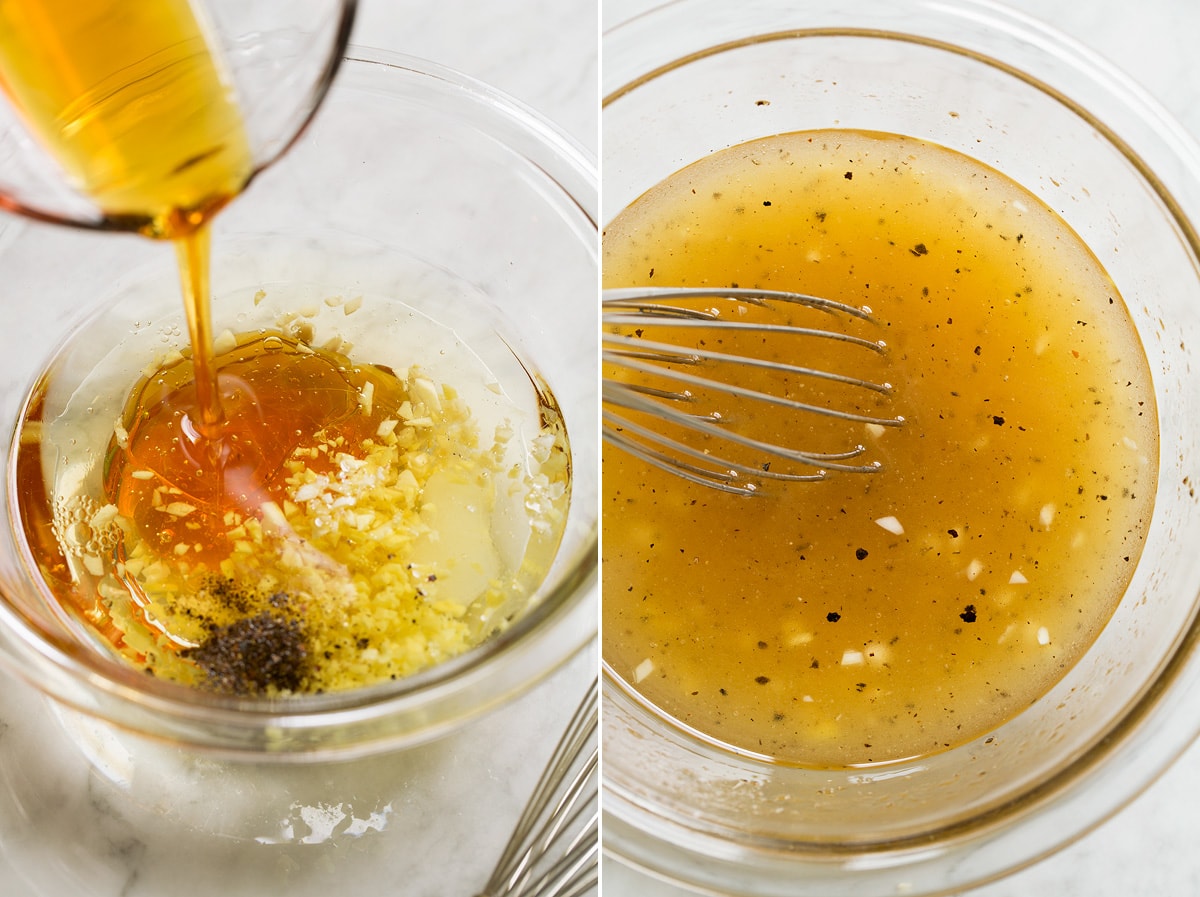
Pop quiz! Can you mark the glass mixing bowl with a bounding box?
[602,1,1200,894]
[0,47,597,759]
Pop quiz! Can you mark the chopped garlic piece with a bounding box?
[411,377,442,415]
[1037,626,1051,645]
[260,500,288,530]
[1009,570,1028,584]
[89,503,119,529]
[966,559,984,581]
[213,329,237,356]
[874,515,904,535]
[633,658,655,683]
[1039,503,1056,528]
[359,380,375,415]
[841,649,864,666]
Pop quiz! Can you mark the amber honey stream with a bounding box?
[603,130,1158,767]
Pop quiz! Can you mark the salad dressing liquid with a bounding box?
[603,130,1158,766]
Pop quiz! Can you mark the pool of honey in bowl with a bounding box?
[602,129,1158,767]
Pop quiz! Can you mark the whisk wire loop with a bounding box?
[475,678,598,897]
[603,287,904,493]
[602,286,875,320]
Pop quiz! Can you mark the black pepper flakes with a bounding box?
[960,605,978,623]
[755,675,771,685]
[185,611,308,695]
[826,611,841,622]
[855,547,869,560]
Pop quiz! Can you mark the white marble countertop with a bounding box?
[600,1,1200,896]
[0,1,597,896]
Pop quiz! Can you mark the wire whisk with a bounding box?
[475,677,598,897]
[603,287,905,495]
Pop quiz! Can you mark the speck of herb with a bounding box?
[909,242,929,257]
[755,675,771,685]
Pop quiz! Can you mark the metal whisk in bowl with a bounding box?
[603,287,905,494]
[475,678,598,897]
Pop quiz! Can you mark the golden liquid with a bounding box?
[103,332,409,571]
[0,0,255,439]
[603,130,1158,767]
[0,0,252,237]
